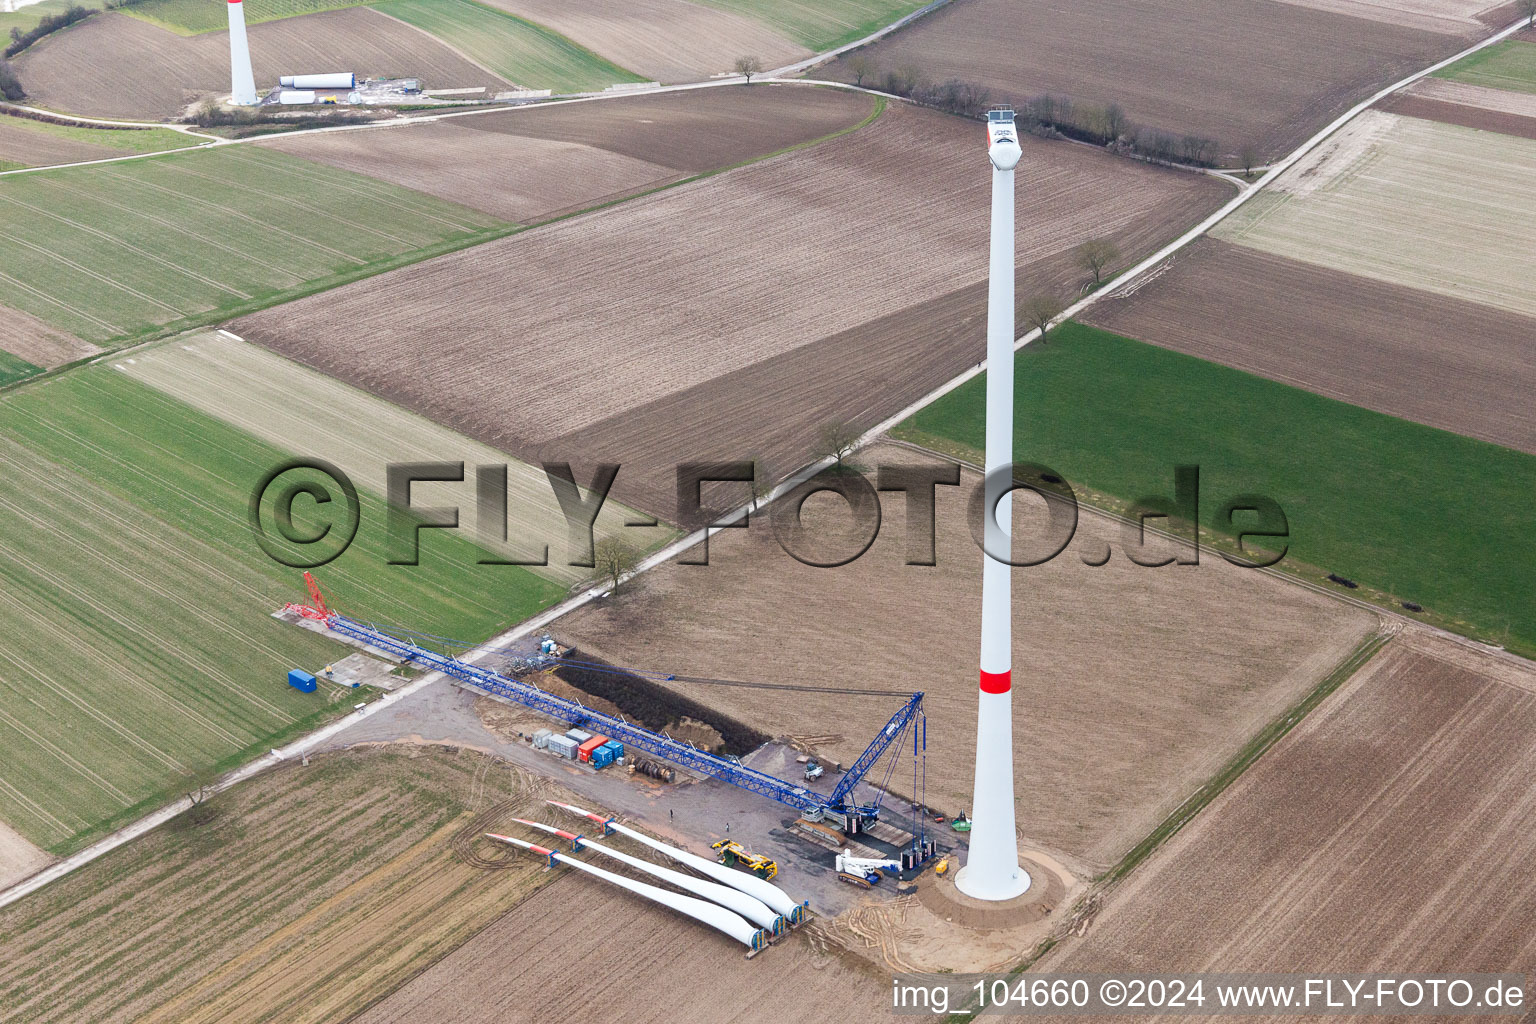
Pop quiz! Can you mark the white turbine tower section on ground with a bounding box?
[547,800,804,922]
[510,818,786,934]
[227,0,258,106]
[485,834,770,952]
[955,108,1032,903]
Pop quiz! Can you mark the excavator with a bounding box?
[712,839,778,881]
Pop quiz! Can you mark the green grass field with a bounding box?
[1434,38,1536,95]
[0,144,510,347]
[370,0,644,93]
[0,349,41,385]
[2,116,200,160]
[0,0,103,41]
[0,367,564,853]
[895,322,1536,656]
[694,0,929,51]
[120,0,365,35]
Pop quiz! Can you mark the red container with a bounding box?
[577,735,609,763]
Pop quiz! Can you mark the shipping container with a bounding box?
[532,729,553,749]
[599,740,624,760]
[547,735,579,758]
[287,669,317,693]
[577,736,609,763]
[565,729,593,744]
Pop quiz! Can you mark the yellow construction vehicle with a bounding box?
[712,839,778,880]
[934,856,950,877]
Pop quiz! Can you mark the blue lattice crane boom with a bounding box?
[827,692,924,818]
[284,574,923,820]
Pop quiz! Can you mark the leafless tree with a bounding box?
[1103,103,1129,142]
[734,55,763,83]
[818,421,861,474]
[1239,144,1260,178]
[847,52,874,87]
[593,537,641,595]
[1521,0,1536,26]
[0,58,23,102]
[1178,134,1217,166]
[748,456,773,511]
[1076,238,1121,287]
[180,766,221,824]
[1019,294,1066,342]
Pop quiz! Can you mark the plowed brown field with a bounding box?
[552,445,1379,870]
[1036,630,1536,1009]
[234,102,1228,522]
[479,0,809,82]
[257,85,875,223]
[260,122,679,224]
[821,0,1461,159]
[15,9,506,121]
[356,872,894,1024]
[1266,0,1509,35]
[1381,77,1536,139]
[0,304,99,367]
[458,82,875,172]
[1082,238,1536,455]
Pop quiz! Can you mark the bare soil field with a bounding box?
[0,118,117,166]
[259,121,679,224]
[0,305,99,367]
[0,745,575,1024]
[458,82,876,173]
[356,871,896,1024]
[551,445,1379,870]
[258,85,874,224]
[1083,238,1536,455]
[1036,630,1536,1006]
[15,9,506,121]
[0,820,49,892]
[119,333,672,584]
[1214,110,1536,317]
[235,102,1227,523]
[1381,76,1536,138]
[820,0,1461,160]
[1265,0,1510,35]
[479,0,809,82]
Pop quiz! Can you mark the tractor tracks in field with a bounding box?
[3,11,1533,914]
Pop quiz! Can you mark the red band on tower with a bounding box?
[979,669,1011,694]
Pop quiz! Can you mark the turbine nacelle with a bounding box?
[986,108,1021,171]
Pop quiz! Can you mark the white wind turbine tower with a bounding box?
[954,107,1031,902]
[227,0,258,106]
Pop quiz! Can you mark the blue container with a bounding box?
[589,746,617,769]
[599,740,624,760]
[288,669,317,693]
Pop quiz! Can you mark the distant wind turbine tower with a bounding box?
[955,108,1031,902]
[227,0,258,106]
